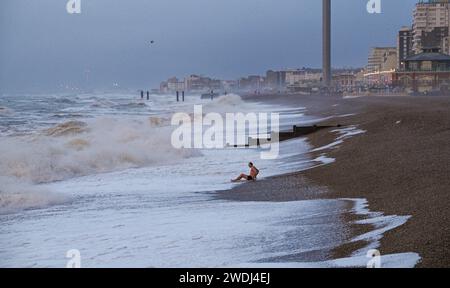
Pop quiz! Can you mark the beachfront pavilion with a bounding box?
[394,49,450,93]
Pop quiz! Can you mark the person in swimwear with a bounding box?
[231,162,259,182]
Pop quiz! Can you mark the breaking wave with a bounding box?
[52,97,77,105]
[1,117,198,183]
[90,99,116,108]
[0,106,13,115]
[211,94,244,106]
[44,120,89,136]
[0,177,71,215]
[0,94,252,214]
[204,94,244,112]
[0,116,199,213]
[113,102,148,110]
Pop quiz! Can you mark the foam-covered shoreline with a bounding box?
[0,93,306,215]
[0,93,348,267]
[0,117,198,214]
[215,93,427,267]
[236,92,450,268]
[217,140,421,268]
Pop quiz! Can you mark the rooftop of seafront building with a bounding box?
[405,51,450,62]
[417,0,450,4]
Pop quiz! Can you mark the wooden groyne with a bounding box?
[229,124,342,148]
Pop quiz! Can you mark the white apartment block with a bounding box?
[285,70,322,86]
[413,0,450,54]
[367,47,397,73]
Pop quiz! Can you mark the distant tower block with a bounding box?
[323,0,332,88]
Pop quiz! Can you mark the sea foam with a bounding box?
[0,117,199,213]
[0,106,13,115]
[0,93,302,214]
[0,177,71,214]
[0,117,199,183]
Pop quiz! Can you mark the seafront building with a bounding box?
[332,73,358,93]
[412,0,450,54]
[393,0,450,93]
[184,74,222,93]
[238,75,265,92]
[366,47,397,74]
[157,67,365,95]
[265,70,287,91]
[160,75,222,93]
[364,48,397,86]
[159,77,185,94]
[398,26,415,69]
[284,69,322,93]
[362,0,450,93]
[394,47,450,93]
[157,1,450,96]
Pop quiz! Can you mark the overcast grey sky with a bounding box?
[0,0,417,92]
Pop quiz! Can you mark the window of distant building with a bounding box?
[438,62,447,71]
[409,62,419,70]
[422,61,432,70]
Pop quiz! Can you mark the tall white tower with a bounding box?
[323,0,332,87]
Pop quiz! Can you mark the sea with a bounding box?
[0,92,419,267]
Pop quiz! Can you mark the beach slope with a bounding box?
[225,94,450,268]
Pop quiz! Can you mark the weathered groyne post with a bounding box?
[182,91,185,102]
[140,90,144,99]
[146,91,150,100]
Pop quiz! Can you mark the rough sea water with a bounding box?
[0,92,419,267]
